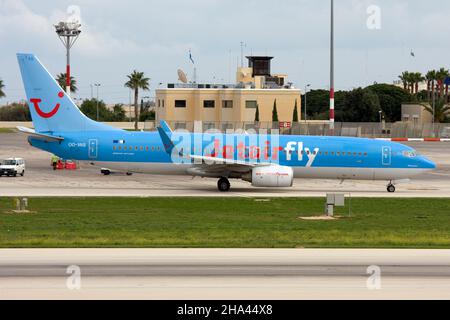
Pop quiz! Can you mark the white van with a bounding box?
[0,158,26,177]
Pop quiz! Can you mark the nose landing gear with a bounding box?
[217,177,231,192]
[387,182,396,193]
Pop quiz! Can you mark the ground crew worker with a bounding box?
[51,155,59,170]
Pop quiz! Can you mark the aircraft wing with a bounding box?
[16,126,64,142]
[157,120,271,177]
[190,155,271,167]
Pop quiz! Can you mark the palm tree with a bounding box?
[423,98,450,123]
[413,72,424,95]
[426,70,437,102]
[125,70,150,130]
[399,72,409,91]
[0,78,5,98]
[56,73,78,93]
[436,68,450,98]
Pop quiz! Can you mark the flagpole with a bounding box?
[189,50,196,84]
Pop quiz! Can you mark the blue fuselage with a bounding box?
[28,130,436,181]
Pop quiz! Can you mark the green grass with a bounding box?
[0,128,14,133]
[0,197,449,248]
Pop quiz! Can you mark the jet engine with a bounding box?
[243,165,294,187]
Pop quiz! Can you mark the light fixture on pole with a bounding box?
[54,21,81,96]
[304,84,311,122]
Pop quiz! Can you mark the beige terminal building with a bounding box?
[155,56,301,130]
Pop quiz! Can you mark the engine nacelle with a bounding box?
[246,165,294,188]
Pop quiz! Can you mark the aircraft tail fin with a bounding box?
[17,53,117,133]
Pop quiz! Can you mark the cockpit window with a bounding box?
[403,151,417,158]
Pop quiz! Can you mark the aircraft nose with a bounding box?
[419,156,437,170]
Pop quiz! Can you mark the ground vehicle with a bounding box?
[0,158,26,177]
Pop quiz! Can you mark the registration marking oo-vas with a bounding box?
[16,53,437,192]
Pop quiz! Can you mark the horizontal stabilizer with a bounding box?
[16,126,64,142]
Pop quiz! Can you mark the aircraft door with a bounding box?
[382,146,391,166]
[88,139,98,159]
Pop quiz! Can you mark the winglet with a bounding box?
[157,121,178,155]
[159,120,172,135]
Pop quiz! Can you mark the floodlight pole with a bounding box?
[65,38,71,95]
[94,83,101,121]
[304,84,311,122]
[329,0,335,134]
[55,21,81,97]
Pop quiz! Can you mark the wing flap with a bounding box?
[190,154,270,167]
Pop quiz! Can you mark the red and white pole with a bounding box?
[65,36,71,96]
[329,0,335,133]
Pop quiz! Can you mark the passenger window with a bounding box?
[146,146,149,151]
[118,146,122,150]
[337,152,340,156]
[364,152,368,156]
[152,147,155,151]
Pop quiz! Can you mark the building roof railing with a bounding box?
[164,82,297,90]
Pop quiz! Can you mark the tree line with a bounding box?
[300,84,411,123]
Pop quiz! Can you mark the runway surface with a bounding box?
[1,132,450,197]
[1,249,450,299]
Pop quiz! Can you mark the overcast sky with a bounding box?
[1,0,450,104]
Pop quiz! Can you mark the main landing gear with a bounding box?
[217,177,231,192]
[387,182,396,193]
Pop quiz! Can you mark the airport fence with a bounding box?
[143,121,450,139]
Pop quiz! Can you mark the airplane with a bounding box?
[16,53,437,193]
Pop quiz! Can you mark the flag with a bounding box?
[189,50,195,65]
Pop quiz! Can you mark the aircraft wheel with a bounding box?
[217,177,231,192]
[21,170,25,176]
[387,184,396,193]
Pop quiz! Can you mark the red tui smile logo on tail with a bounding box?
[30,91,64,118]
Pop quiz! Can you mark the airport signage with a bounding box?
[279,122,291,129]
